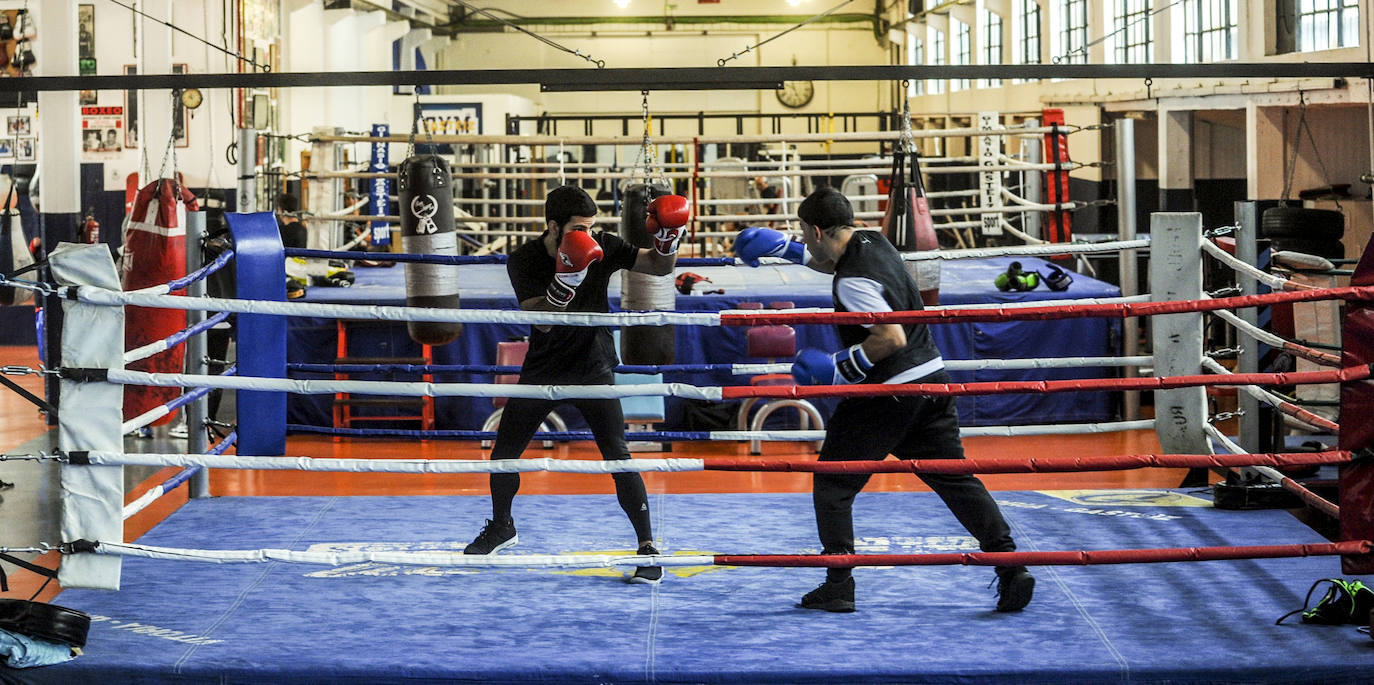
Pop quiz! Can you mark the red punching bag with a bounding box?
[121,179,197,424]
[398,155,461,345]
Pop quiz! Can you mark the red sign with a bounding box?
[81,106,123,116]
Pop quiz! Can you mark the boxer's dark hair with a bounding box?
[545,185,598,228]
[798,187,854,233]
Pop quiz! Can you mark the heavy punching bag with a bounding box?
[881,150,941,305]
[122,179,197,425]
[619,183,675,365]
[397,155,461,345]
[0,176,31,306]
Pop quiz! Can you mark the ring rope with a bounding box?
[119,365,236,434]
[284,239,1151,268]
[282,418,1156,443]
[1204,424,1340,519]
[86,365,1371,402]
[1200,358,1339,432]
[1208,307,1343,367]
[48,280,1374,327]
[130,248,235,296]
[286,355,1156,377]
[81,539,1371,569]
[1200,239,1314,292]
[82,449,1349,475]
[121,432,237,520]
[124,311,231,365]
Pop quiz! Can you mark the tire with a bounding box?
[1269,237,1345,259]
[1261,206,1344,241]
[0,598,91,648]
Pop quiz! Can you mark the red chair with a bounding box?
[735,301,823,455]
[481,340,565,449]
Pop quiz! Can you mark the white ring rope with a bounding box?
[1208,306,1295,352]
[103,369,727,401]
[903,239,1150,260]
[1200,240,1295,291]
[737,356,1154,374]
[93,540,711,569]
[1200,358,1334,433]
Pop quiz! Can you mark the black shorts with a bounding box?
[819,380,964,462]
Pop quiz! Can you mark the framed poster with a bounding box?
[78,4,97,105]
[82,106,123,152]
[6,115,30,136]
[16,138,35,162]
[0,139,14,160]
[123,64,189,148]
[123,64,138,148]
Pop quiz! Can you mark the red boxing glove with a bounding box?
[647,194,690,255]
[546,229,603,307]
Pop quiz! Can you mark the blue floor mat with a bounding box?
[7,490,1373,684]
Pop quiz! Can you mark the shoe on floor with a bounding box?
[798,577,855,613]
[995,567,1035,612]
[629,543,663,585]
[463,517,517,555]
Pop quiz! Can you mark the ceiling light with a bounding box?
[615,0,630,8]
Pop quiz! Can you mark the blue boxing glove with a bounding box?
[792,345,874,385]
[735,227,808,268]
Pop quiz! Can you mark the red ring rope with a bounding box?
[714,540,1371,567]
[720,365,1372,400]
[703,451,1350,474]
[722,284,1374,326]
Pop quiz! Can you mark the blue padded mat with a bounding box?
[12,490,1373,684]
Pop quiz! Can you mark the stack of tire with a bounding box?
[1261,206,1344,258]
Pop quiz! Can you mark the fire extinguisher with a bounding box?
[82,210,99,244]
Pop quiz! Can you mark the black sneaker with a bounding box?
[798,577,856,613]
[629,543,664,585]
[995,567,1035,612]
[463,518,517,555]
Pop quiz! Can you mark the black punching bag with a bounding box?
[398,155,461,345]
[619,183,675,365]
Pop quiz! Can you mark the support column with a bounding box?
[1233,202,1261,453]
[185,211,209,498]
[1149,212,1209,455]
[1157,110,1194,212]
[1115,118,1140,420]
[34,0,81,423]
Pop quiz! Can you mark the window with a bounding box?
[908,33,925,96]
[1014,0,1042,83]
[952,19,971,91]
[1059,0,1088,63]
[1182,0,1239,62]
[983,10,1004,87]
[928,26,946,95]
[1116,0,1153,63]
[1298,0,1360,51]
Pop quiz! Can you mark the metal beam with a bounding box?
[3,63,1370,93]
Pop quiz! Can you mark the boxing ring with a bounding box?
[1,189,1372,682]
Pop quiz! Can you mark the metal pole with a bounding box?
[1021,118,1042,241]
[1115,117,1140,420]
[185,211,209,498]
[1234,201,1260,453]
[236,127,257,212]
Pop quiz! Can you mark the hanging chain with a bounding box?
[899,81,915,155]
[638,90,658,188]
[156,91,179,180]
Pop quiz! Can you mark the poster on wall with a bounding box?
[0,140,13,160]
[16,138,35,162]
[124,64,189,148]
[82,106,123,152]
[78,4,96,105]
[415,102,482,136]
[6,115,31,137]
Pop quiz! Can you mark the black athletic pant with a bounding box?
[487,393,653,544]
[814,381,1014,583]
